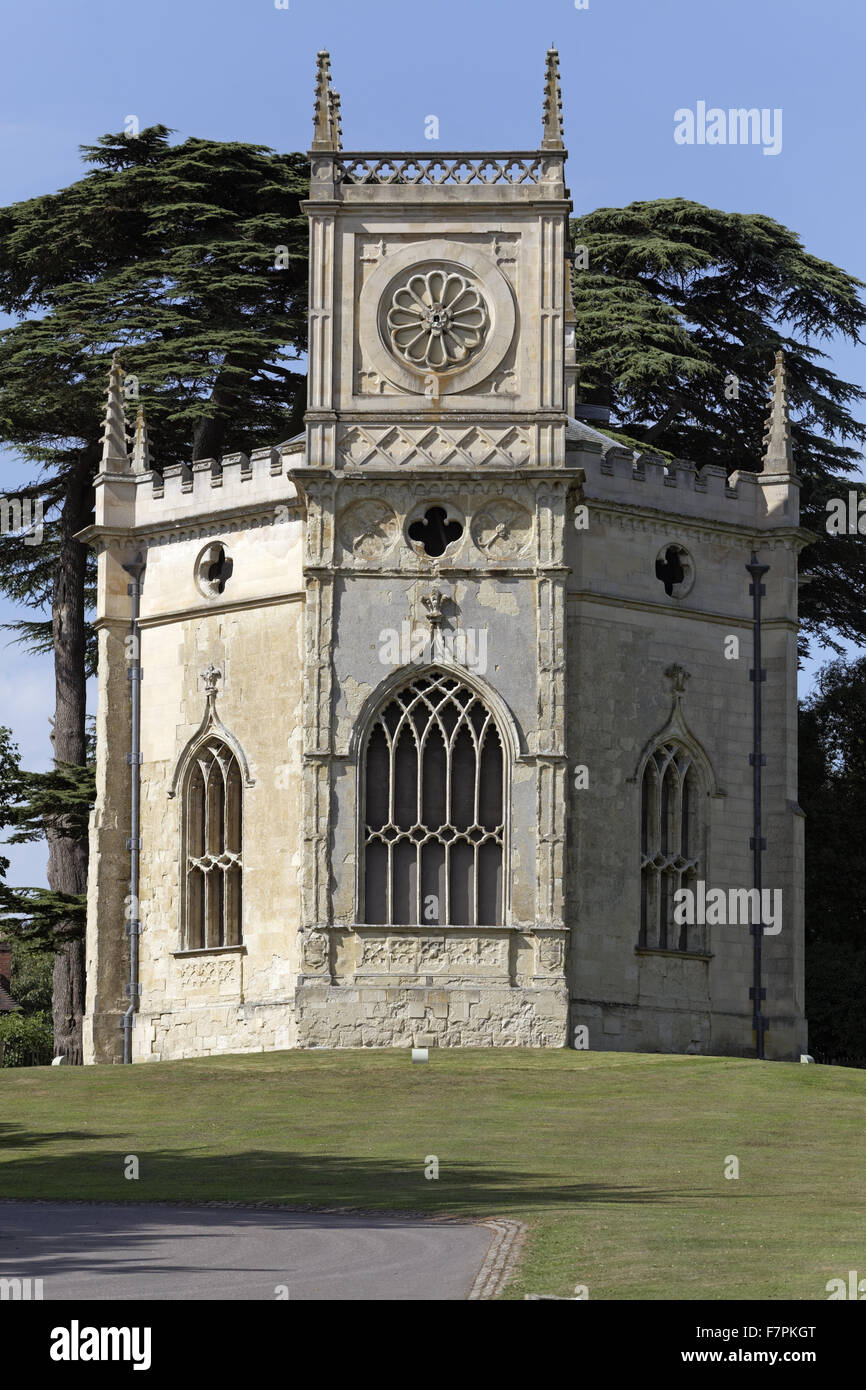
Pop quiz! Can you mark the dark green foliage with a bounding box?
[0,125,309,455]
[799,658,866,1060]
[8,940,54,1015]
[0,724,93,948]
[0,125,309,666]
[0,724,19,888]
[804,945,866,1065]
[0,1010,54,1066]
[571,199,866,652]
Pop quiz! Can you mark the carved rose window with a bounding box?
[386,268,488,370]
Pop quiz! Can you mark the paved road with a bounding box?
[0,1202,494,1300]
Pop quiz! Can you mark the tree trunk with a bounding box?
[190,353,270,463]
[192,411,228,463]
[47,454,94,1064]
[191,376,235,462]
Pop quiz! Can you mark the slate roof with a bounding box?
[564,416,619,451]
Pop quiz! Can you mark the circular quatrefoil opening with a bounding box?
[655,544,695,599]
[407,505,464,558]
[195,542,234,598]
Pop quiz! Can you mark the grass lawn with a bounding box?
[1,1048,863,1299]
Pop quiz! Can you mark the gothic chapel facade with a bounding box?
[82,51,808,1064]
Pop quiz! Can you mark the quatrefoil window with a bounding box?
[408,506,464,558]
[195,542,233,599]
[655,544,695,599]
[387,268,488,370]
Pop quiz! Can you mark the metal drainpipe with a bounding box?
[747,550,770,1060]
[122,555,145,1063]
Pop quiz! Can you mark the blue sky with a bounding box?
[1,0,864,882]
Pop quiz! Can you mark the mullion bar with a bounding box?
[474,716,486,826]
[670,766,683,869]
[443,712,453,838]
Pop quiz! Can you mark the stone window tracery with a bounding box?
[639,741,703,953]
[362,673,504,927]
[183,739,243,949]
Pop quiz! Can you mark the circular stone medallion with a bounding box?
[471,500,533,558]
[338,500,400,560]
[386,268,488,370]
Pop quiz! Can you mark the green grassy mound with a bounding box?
[1,1048,862,1299]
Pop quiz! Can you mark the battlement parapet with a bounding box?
[95,444,301,533]
[571,442,796,527]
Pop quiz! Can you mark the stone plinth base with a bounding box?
[123,1000,297,1062]
[294,980,569,1048]
[571,998,807,1061]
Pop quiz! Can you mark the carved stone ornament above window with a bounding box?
[386,269,488,370]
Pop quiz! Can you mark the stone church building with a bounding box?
[81,51,808,1064]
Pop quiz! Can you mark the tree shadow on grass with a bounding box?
[0,1123,123,1150]
[0,1150,682,1300]
[0,1124,740,1299]
[0,1124,683,1215]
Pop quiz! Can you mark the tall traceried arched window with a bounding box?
[362,672,505,927]
[640,741,703,953]
[183,739,243,949]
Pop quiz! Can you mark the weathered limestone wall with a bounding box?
[291,477,574,1049]
[93,506,307,1063]
[131,593,303,1061]
[565,473,807,1060]
[292,149,576,1048]
[295,978,568,1049]
[84,532,138,1063]
[83,620,134,1063]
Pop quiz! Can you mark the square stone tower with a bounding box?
[292,49,577,1045]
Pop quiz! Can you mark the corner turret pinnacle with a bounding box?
[541,47,564,150]
[762,350,795,474]
[329,88,343,150]
[99,352,130,472]
[312,50,336,151]
[131,404,152,474]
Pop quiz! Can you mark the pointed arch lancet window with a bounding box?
[640,741,703,953]
[183,739,243,948]
[362,673,505,927]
